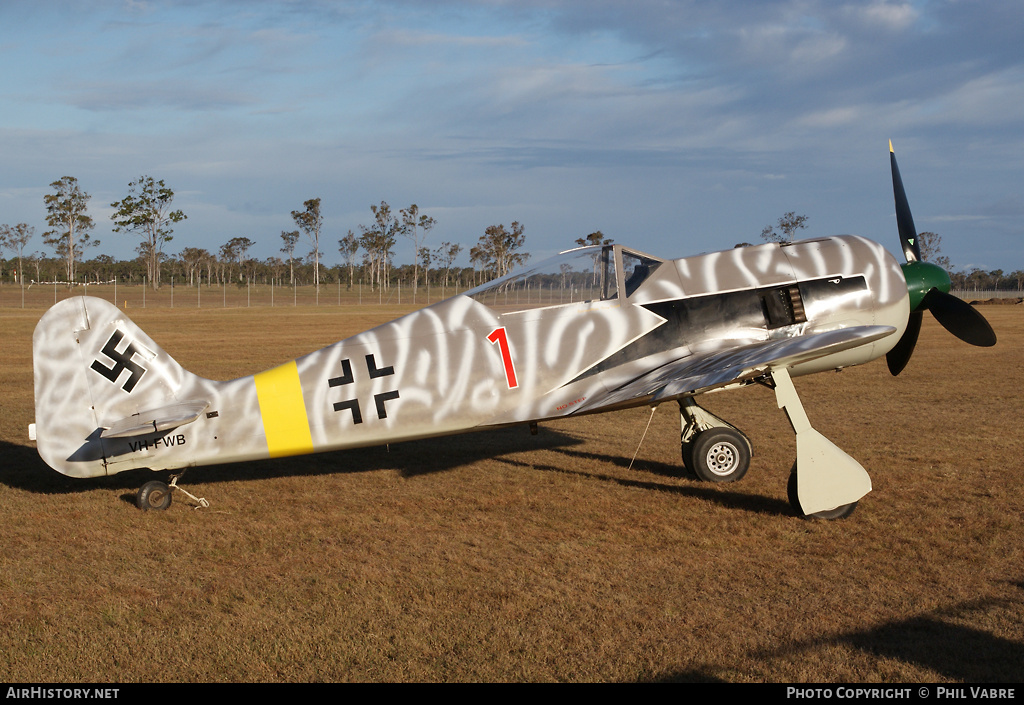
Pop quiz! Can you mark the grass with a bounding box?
[0,298,1022,682]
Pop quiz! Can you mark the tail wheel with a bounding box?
[787,469,857,520]
[137,480,172,511]
[690,428,751,483]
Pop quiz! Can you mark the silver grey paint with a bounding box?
[32,235,908,482]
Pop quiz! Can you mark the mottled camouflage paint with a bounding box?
[33,235,908,479]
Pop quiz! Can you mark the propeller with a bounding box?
[890,140,921,263]
[886,141,996,376]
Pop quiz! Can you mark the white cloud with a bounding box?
[799,106,863,128]
[842,1,919,32]
[938,68,1024,125]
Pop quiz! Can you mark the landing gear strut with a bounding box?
[771,367,870,519]
[678,398,752,482]
[135,471,209,511]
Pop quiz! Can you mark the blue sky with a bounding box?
[2,0,1022,273]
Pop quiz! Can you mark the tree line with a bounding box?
[0,175,536,300]
[4,180,1021,296]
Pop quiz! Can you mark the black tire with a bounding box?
[787,469,857,520]
[690,428,751,482]
[137,480,172,511]
[680,437,697,478]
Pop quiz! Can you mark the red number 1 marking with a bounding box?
[487,327,519,389]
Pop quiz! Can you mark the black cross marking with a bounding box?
[329,354,399,424]
[332,398,363,425]
[374,390,400,420]
[90,329,147,393]
[366,354,394,379]
[328,358,354,387]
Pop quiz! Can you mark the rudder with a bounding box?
[33,296,192,478]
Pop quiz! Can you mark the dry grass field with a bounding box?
[1,290,1022,683]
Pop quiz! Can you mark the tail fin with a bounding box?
[33,296,197,478]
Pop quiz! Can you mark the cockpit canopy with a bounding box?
[465,244,662,312]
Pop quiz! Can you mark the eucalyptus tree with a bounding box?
[358,201,404,291]
[917,231,952,270]
[575,230,612,248]
[338,230,359,289]
[433,241,463,290]
[477,221,528,279]
[291,199,323,291]
[265,256,285,284]
[220,236,254,282]
[280,230,300,285]
[43,176,98,284]
[110,176,186,289]
[400,204,436,302]
[179,247,210,286]
[760,212,808,243]
[0,223,34,284]
[575,230,613,287]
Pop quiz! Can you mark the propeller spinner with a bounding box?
[886,142,996,376]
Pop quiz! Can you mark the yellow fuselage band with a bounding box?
[254,361,315,458]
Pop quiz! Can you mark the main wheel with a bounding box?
[680,437,698,478]
[137,480,172,511]
[689,428,751,483]
[787,469,857,520]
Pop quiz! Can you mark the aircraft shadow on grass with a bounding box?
[499,447,792,517]
[0,426,586,496]
[2,432,797,517]
[652,588,1024,683]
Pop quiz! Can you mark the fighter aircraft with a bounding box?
[30,144,995,517]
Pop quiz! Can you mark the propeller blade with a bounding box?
[890,141,921,262]
[887,311,922,376]
[921,288,997,347]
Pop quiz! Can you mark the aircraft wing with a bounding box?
[572,325,896,413]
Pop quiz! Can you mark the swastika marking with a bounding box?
[90,329,148,393]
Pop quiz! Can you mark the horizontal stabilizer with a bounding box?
[100,400,210,438]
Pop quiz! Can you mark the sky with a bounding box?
[1,0,1022,274]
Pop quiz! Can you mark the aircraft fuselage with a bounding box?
[33,235,908,479]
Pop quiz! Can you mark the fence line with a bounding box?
[0,281,465,311]
[952,289,1023,301]
[4,281,1021,310]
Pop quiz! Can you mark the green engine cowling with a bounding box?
[901,260,951,312]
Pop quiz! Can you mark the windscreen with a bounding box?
[465,246,618,312]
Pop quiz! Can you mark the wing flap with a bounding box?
[573,325,896,412]
[100,400,210,438]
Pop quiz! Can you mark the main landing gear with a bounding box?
[136,471,210,511]
[679,397,752,483]
[677,368,871,520]
[770,367,869,520]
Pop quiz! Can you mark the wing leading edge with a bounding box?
[571,325,897,413]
